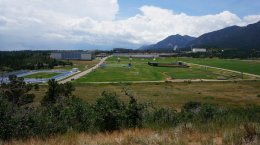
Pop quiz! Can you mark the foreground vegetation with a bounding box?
[1,76,260,144]
[5,127,260,145]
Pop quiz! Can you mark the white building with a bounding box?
[192,48,207,53]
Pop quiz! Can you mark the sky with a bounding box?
[0,0,260,50]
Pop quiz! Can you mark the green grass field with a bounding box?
[34,81,260,108]
[176,57,260,75]
[74,57,252,83]
[54,60,99,71]
[24,72,61,79]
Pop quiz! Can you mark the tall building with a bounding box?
[50,51,94,60]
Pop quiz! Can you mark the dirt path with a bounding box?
[77,79,259,84]
[59,56,111,84]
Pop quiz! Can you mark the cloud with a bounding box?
[243,15,260,24]
[0,16,7,26]
[67,6,260,45]
[0,2,260,50]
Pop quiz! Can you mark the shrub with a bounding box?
[198,103,219,122]
[126,95,144,128]
[94,91,126,131]
[34,84,39,90]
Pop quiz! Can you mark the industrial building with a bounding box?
[50,51,94,60]
[192,48,207,53]
[113,53,178,58]
[113,53,158,58]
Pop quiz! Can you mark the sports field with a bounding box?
[23,72,62,79]
[74,57,254,83]
[176,57,260,75]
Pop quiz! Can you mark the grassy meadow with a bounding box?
[177,57,260,75]
[7,57,260,145]
[74,57,253,83]
[10,80,260,145]
[33,81,260,108]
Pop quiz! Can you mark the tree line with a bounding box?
[0,76,259,141]
[0,51,72,72]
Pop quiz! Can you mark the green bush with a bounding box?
[93,91,126,131]
[1,78,260,141]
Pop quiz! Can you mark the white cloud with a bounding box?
[0,2,260,50]
[67,6,260,45]
[0,0,119,20]
[243,15,260,24]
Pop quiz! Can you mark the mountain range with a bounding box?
[139,35,195,51]
[139,21,260,51]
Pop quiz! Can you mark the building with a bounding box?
[113,53,159,58]
[72,68,78,72]
[192,48,207,53]
[50,51,94,60]
[96,53,107,58]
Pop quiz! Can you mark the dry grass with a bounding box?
[33,81,260,108]
[2,128,214,145]
[5,125,260,145]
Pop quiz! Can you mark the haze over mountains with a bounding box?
[140,21,260,51]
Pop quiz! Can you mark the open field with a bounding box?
[176,57,260,75]
[55,60,99,71]
[34,81,260,108]
[74,57,250,83]
[23,72,62,79]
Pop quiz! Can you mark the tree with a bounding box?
[0,75,35,107]
[41,80,76,106]
[61,82,75,98]
[41,79,61,106]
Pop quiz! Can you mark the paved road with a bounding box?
[59,56,111,84]
[186,62,260,79]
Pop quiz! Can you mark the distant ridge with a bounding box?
[139,35,195,51]
[140,21,260,51]
[188,21,260,50]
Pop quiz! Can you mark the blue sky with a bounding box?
[0,0,260,50]
[118,0,260,18]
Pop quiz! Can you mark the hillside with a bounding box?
[188,21,260,50]
[140,35,195,51]
[140,21,260,52]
